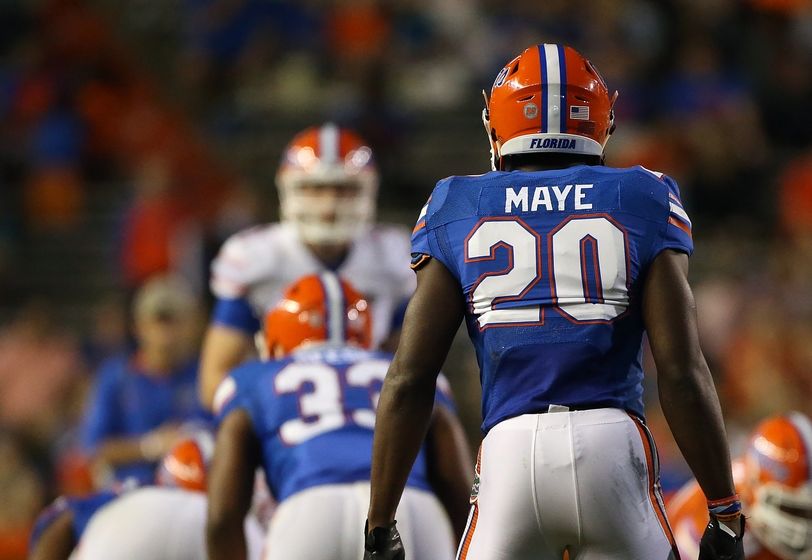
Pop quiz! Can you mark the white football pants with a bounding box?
[264,482,455,560]
[73,487,265,560]
[457,408,679,560]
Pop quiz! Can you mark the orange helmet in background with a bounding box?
[276,123,378,246]
[263,272,372,357]
[743,412,812,558]
[483,44,618,170]
[156,431,214,492]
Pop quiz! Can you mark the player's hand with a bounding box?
[699,515,745,560]
[363,521,404,560]
[139,423,184,461]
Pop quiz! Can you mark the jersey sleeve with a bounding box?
[410,196,433,270]
[80,359,124,452]
[29,497,70,552]
[212,375,243,423]
[410,178,456,273]
[210,297,261,333]
[212,363,263,424]
[209,232,266,333]
[656,176,694,256]
[70,492,118,540]
[210,234,253,300]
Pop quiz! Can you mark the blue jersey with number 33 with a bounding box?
[215,346,454,501]
[411,165,693,433]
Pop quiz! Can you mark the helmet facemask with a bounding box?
[278,173,377,246]
[750,482,812,560]
[276,123,379,247]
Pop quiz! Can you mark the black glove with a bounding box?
[699,515,745,560]
[363,520,405,560]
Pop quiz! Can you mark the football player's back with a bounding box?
[367,43,742,560]
[221,343,457,502]
[414,164,692,432]
[209,273,461,560]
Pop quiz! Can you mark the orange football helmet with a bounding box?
[155,431,214,492]
[263,272,372,356]
[483,44,618,170]
[743,412,812,559]
[276,123,378,245]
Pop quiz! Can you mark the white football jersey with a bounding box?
[210,222,416,345]
[73,487,264,560]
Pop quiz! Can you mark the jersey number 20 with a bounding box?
[466,215,629,327]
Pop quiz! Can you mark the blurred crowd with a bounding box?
[1,0,812,557]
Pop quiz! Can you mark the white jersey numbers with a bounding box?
[464,215,629,328]
[274,360,390,445]
[551,217,629,322]
[275,363,344,445]
[466,219,542,328]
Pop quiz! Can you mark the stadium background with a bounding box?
[1,0,811,556]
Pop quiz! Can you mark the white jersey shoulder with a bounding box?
[210,223,301,300]
[210,222,415,344]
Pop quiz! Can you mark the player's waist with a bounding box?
[495,406,642,429]
[277,468,432,502]
[485,403,645,432]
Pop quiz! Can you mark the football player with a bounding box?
[28,490,118,560]
[74,432,264,560]
[207,273,472,560]
[365,44,743,559]
[669,412,812,559]
[32,433,264,560]
[199,124,415,410]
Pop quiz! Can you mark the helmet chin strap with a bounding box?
[481,90,500,171]
[608,90,619,137]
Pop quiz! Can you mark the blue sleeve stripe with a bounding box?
[211,297,260,333]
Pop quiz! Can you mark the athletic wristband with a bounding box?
[708,495,742,522]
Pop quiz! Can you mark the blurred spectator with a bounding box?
[779,149,812,238]
[0,430,45,560]
[0,300,85,447]
[80,275,207,488]
[23,91,86,233]
[118,157,197,290]
[80,294,129,371]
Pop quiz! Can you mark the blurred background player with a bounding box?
[207,273,471,560]
[70,432,264,560]
[28,431,264,560]
[199,123,415,410]
[80,275,208,488]
[669,412,812,559]
[28,488,118,560]
[366,43,743,559]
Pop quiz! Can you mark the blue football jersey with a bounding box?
[29,491,118,552]
[411,165,693,433]
[215,345,455,502]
